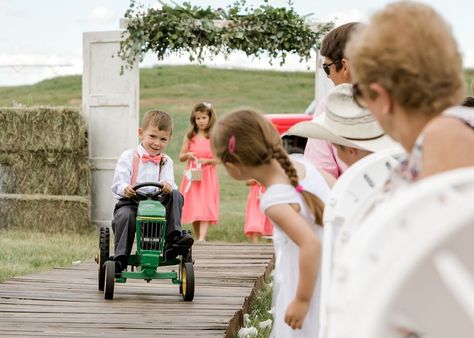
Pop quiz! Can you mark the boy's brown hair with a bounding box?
[186,102,217,140]
[346,1,464,116]
[211,109,324,224]
[320,22,361,72]
[141,110,173,134]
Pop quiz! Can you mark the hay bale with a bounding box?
[0,151,90,195]
[0,107,87,152]
[0,107,92,231]
[0,194,92,233]
[0,107,91,195]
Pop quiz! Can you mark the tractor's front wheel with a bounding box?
[104,260,115,300]
[98,227,110,291]
[180,262,194,301]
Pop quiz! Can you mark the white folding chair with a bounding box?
[319,147,403,338]
[328,167,474,338]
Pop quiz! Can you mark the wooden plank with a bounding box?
[0,243,273,337]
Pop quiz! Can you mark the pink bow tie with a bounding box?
[141,154,162,164]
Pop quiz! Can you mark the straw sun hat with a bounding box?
[288,84,398,152]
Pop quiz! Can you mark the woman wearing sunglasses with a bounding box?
[346,1,474,187]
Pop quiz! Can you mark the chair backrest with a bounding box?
[326,147,404,256]
[318,147,403,338]
[327,167,474,338]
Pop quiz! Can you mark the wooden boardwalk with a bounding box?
[0,242,274,338]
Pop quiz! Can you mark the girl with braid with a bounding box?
[211,109,331,337]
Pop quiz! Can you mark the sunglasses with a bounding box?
[352,82,368,108]
[322,60,341,76]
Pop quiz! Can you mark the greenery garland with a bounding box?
[118,0,333,71]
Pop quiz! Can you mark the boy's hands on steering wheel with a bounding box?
[130,182,164,201]
[161,182,173,194]
[123,185,136,198]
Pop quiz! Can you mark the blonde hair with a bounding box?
[346,1,465,116]
[211,109,324,224]
[142,110,173,134]
[186,102,217,140]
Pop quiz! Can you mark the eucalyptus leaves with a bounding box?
[118,0,333,71]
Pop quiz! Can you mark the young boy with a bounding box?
[111,110,193,272]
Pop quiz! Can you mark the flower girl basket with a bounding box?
[189,160,202,181]
[183,160,202,193]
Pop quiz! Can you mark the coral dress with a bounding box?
[180,136,219,224]
[244,183,273,237]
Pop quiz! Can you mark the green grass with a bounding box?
[0,65,315,243]
[1,65,472,281]
[0,65,314,280]
[0,229,97,282]
[139,66,315,241]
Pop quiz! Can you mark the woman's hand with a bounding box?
[284,298,310,330]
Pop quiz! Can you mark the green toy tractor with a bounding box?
[97,182,194,301]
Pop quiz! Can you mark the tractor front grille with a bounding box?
[140,220,165,251]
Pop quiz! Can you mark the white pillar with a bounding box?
[82,30,139,227]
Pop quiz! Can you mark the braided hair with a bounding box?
[211,109,324,224]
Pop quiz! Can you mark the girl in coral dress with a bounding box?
[179,102,219,241]
[244,180,273,243]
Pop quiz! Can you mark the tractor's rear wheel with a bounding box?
[104,260,115,300]
[180,262,194,301]
[98,227,110,291]
[183,247,193,263]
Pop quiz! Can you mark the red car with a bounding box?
[266,113,312,135]
[266,113,312,154]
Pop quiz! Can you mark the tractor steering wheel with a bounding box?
[132,182,164,202]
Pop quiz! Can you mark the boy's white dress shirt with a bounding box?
[111,144,177,199]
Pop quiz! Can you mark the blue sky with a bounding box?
[0,0,472,86]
